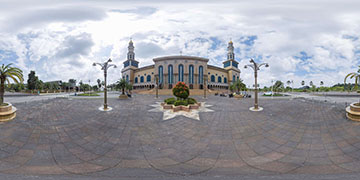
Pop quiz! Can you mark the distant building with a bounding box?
[121,40,241,90]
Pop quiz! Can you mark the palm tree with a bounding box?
[345,66,360,92]
[0,64,24,105]
[116,78,128,95]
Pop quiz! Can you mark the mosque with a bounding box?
[121,40,241,90]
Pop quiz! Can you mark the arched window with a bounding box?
[140,76,144,83]
[237,76,239,81]
[198,66,203,84]
[233,75,235,83]
[189,65,194,84]
[158,66,163,84]
[168,65,173,84]
[135,77,138,83]
[224,77,227,83]
[218,76,222,83]
[147,75,151,82]
[178,64,184,82]
[211,75,215,82]
[126,75,129,82]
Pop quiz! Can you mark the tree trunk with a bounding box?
[122,88,125,95]
[0,78,5,104]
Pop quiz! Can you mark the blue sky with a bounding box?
[0,0,359,87]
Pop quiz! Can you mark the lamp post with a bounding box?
[155,75,159,99]
[244,59,269,111]
[93,58,117,111]
[203,76,208,99]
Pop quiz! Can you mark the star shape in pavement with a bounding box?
[148,102,214,121]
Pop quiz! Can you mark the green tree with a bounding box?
[344,66,360,92]
[0,64,24,104]
[273,80,284,92]
[97,79,101,88]
[27,71,38,90]
[116,78,128,95]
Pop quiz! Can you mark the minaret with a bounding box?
[227,40,235,60]
[223,39,240,84]
[121,39,139,84]
[127,39,135,60]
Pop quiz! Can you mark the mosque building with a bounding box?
[121,39,241,90]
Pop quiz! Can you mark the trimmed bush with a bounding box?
[187,98,197,104]
[164,97,176,104]
[174,100,188,106]
[172,82,189,99]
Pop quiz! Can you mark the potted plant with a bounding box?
[344,66,360,121]
[0,63,23,121]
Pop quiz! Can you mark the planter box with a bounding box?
[161,102,201,112]
[346,102,360,121]
[0,103,17,122]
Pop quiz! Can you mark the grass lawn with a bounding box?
[78,93,100,96]
[263,93,286,97]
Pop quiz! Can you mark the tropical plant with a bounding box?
[172,81,189,99]
[273,80,284,92]
[116,78,128,95]
[0,64,24,105]
[344,66,360,92]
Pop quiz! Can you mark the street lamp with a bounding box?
[155,75,159,99]
[244,59,269,111]
[93,58,117,111]
[203,76,208,99]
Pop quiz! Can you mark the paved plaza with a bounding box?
[1,94,360,179]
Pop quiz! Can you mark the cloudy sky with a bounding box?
[0,0,359,87]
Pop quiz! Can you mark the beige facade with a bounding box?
[121,40,240,90]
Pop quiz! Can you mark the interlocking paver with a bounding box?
[0,95,360,178]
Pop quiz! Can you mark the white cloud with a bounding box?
[0,0,360,87]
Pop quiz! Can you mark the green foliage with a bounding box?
[172,82,189,99]
[78,92,99,96]
[344,66,360,91]
[187,98,197,104]
[0,63,24,103]
[231,79,246,92]
[27,71,38,90]
[116,78,130,94]
[164,97,176,104]
[174,100,188,106]
[272,80,284,92]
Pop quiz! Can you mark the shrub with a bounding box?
[164,97,176,104]
[174,100,188,106]
[172,82,189,99]
[187,98,197,104]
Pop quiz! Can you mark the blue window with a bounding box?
[224,77,227,83]
[218,76,222,83]
[147,75,151,82]
[198,66,203,84]
[126,75,129,82]
[158,66,163,84]
[224,61,231,68]
[189,65,194,84]
[140,76,144,83]
[135,77,138,83]
[124,61,130,68]
[168,65,173,84]
[131,61,138,67]
[232,61,238,68]
[237,76,239,81]
[211,75,215,82]
[178,64,184,82]
[233,75,235,83]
